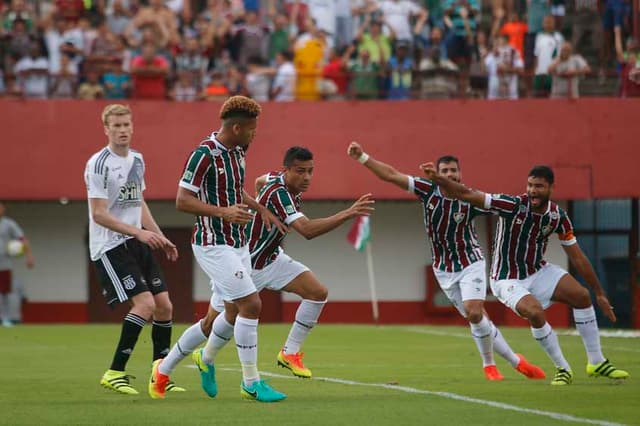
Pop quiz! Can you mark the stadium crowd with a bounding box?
[0,0,638,101]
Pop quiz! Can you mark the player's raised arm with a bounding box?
[290,194,375,240]
[347,141,410,190]
[420,162,486,209]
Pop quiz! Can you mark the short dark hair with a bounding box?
[283,146,313,167]
[436,155,460,170]
[528,165,555,184]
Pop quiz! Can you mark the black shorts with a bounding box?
[447,35,473,63]
[93,239,168,306]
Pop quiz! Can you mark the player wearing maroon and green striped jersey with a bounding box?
[422,163,629,385]
[152,96,289,402]
[348,142,545,382]
[157,146,373,388]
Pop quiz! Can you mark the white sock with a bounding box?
[202,314,234,364]
[283,299,326,355]
[159,320,207,375]
[469,316,494,367]
[491,322,520,367]
[531,322,570,370]
[573,306,606,365]
[235,316,260,386]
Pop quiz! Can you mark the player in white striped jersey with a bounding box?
[84,104,181,396]
[421,163,629,385]
[348,142,545,381]
[155,147,373,384]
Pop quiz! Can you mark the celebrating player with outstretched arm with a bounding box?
[153,146,374,394]
[421,162,629,385]
[347,142,544,381]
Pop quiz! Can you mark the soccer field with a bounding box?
[1,324,638,426]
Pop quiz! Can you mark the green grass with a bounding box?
[1,324,638,425]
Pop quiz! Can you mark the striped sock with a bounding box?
[110,313,146,371]
[531,322,570,370]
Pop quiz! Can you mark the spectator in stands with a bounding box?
[499,10,527,60]
[231,10,268,66]
[550,0,566,32]
[422,26,447,60]
[86,19,120,74]
[49,51,78,98]
[128,0,179,46]
[105,0,134,36]
[171,68,199,101]
[616,37,640,97]
[55,0,85,24]
[42,12,69,74]
[533,14,563,97]
[549,41,591,98]
[77,69,105,99]
[268,13,291,63]
[378,0,426,43]
[444,0,479,94]
[226,64,246,96]
[201,69,230,100]
[525,0,549,70]
[334,0,354,49]
[417,46,459,99]
[572,0,602,77]
[2,0,35,33]
[602,0,631,78]
[485,33,523,99]
[468,29,489,97]
[245,56,272,101]
[386,40,413,99]
[175,35,208,88]
[14,42,49,98]
[271,49,296,101]
[349,48,381,99]
[130,41,170,99]
[307,0,337,42]
[356,17,393,65]
[103,60,131,99]
[321,44,353,100]
[4,18,32,71]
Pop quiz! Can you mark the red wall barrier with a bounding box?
[2,98,639,201]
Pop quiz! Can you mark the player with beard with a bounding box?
[420,163,629,385]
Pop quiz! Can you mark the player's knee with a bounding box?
[308,284,328,301]
[239,295,262,318]
[466,309,484,324]
[154,299,173,319]
[134,299,156,319]
[571,288,592,309]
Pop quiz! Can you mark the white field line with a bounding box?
[204,367,625,426]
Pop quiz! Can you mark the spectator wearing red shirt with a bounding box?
[321,45,353,99]
[55,0,85,23]
[130,42,169,99]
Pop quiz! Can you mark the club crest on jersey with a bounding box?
[235,271,243,279]
[182,170,193,181]
[516,218,523,224]
[542,225,553,235]
[550,211,559,220]
[285,205,296,214]
[453,212,466,223]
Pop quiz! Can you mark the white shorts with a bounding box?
[193,244,257,306]
[433,260,487,317]
[210,252,309,312]
[490,263,568,314]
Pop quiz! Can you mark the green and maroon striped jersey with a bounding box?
[247,172,304,269]
[179,133,247,248]
[485,193,577,280]
[409,177,490,272]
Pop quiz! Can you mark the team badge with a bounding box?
[542,225,553,235]
[550,211,559,220]
[182,171,193,181]
[235,271,244,279]
[285,205,295,214]
[453,212,466,223]
[122,275,136,290]
[516,218,523,224]
[152,278,162,287]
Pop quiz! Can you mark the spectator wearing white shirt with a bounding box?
[271,50,296,101]
[549,41,591,98]
[533,15,563,97]
[14,43,49,98]
[379,0,426,42]
[485,34,523,99]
